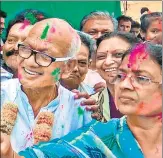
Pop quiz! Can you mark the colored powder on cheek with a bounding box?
[25,12,37,25]
[158,20,162,31]
[41,24,50,39]
[77,107,84,116]
[18,73,22,80]
[51,68,61,81]
[19,20,30,30]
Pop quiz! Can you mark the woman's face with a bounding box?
[96,37,131,84]
[115,50,162,116]
[145,19,162,42]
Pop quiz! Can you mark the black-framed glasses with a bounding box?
[18,44,73,67]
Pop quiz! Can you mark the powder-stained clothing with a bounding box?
[1,67,13,82]
[19,116,144,158]
[1,79,92,153]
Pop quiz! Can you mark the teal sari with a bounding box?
[19,116,144,158]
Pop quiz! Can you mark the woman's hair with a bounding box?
[122,42,162,68]
[96,32,141,49]
[140,12,162,33]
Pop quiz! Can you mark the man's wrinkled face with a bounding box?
[0,17,5,35]
[115,50,162,116]
[130,27,140,37]
[3,23,33,72]
[145,19,162,42]
[96,37,130,84]
[118,20,131,32]
[82,18,114,40]
[17,19,80,89]
[61,43,89,89]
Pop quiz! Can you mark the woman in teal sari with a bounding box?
[19,42,162,158]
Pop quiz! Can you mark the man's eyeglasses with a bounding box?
[114,73,161,87]
[18,44,73,67]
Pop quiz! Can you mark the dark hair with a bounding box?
[140,12,162,32]
[77,31,96,59]
[131,21,140,29]
[122,42,162,68]
[96,32,141,49]
[5,9,50,40]
[80,10,118,32]
[117,15,133,23]
[0,10,7,18]
[140,7,149,14]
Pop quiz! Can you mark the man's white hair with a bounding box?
[67,33,81,57]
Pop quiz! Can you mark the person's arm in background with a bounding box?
[73,82,107,122]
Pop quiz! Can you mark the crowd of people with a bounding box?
[0,6,162,158]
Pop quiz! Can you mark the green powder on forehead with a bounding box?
[40,23,50,39]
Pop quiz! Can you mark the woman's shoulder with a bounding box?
[92,116,127,137]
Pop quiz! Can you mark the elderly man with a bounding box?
[1,18,92,157]
[60,31,95,94]
[1,9,48,81]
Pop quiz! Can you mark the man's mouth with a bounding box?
[24,68,42,76]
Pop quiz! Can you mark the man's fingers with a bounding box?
[94,82,106,93]
[91,113,100,119]
[1,133,11,155]
[86,104,99,111]
[81,98,96,106]
[74,92,90,99]
[71,89,80,94]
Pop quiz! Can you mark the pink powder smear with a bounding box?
[50,26,56,33]
[18,73,22,80]
[128,43,149,70]
[20,20,31,30]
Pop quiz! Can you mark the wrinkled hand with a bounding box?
[93,82,106,94]
[1,132,12,158]
[72,89,99,114]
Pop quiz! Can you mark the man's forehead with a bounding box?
[85,19,113,28]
